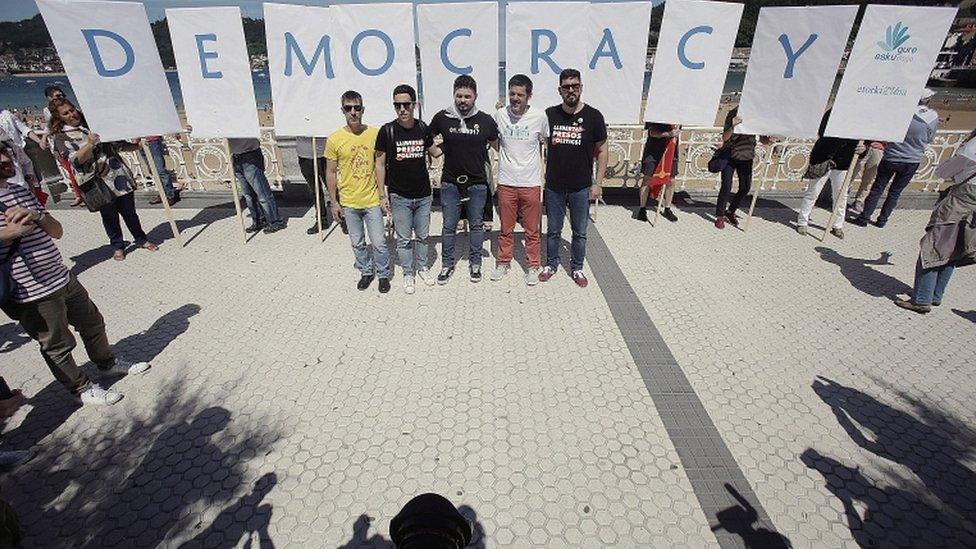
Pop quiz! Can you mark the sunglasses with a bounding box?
[342,104,364,113]
[393,102,414,110]
[560,83,581,91]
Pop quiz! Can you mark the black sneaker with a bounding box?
[339,219,349,235]
[245,222,265,233]
[378,278,391,293]
[306,223,319,235]
[263,222,284,234]
[662,208,678,222]
[357,274,374,291]
[470,264,482,283]
[436,266,454,285]
[850,218,869,227]
[149,194,163,205]
[636,207,648,222]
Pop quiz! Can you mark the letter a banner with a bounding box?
[586,2,652,124]
[826,5,956,141]
[737,6,857,138]
[167,7,259,139]
[265,3,340,136]
[417,2,499,118]
[506,4,588,110]
[645,0,742,126]
[37,0,180,141]
[331,3,416,128]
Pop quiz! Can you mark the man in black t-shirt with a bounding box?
[428,75,500,284]
[375,84,443,294]
[540,68,608,288]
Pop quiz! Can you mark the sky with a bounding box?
[1,0,666,22]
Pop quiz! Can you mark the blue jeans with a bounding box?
[343,205,390,278]
[232,150,282,225]
[913,258,954,306]
[390,193,432,276]
[440,182,488,268]
[857,159,919,226]
[545,186,590,271]
[146,139,176,199]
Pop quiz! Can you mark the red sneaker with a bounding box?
[572,270,588,288]
[725,210,740,227]
[538,266,556,282]
[714,216,726,230]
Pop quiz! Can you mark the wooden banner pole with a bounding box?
[222,139,248,244]
[312,137,323,237]
[140,141,183,247]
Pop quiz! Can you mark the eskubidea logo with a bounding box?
[875,22,917,62]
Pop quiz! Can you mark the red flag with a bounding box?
[648,137,676,200]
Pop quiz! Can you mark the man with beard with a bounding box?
[540,69,608,288]
[429,75,500,284]
[0,141,150,406]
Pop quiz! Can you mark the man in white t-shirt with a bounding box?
[491,74,550,286]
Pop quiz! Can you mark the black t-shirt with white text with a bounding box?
[375,120,434,198]
[429,110,499,185]
[545,104,608,191]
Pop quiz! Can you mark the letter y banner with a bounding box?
[37,0,180,141]
[737,6,856,138]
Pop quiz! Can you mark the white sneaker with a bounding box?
[0,449,35,468]
[417,267,436,286]
[525,266,541,286]
[490,263,510,281]
[97,356,151,379]
[77,384,123,406]
[404,275,416,295]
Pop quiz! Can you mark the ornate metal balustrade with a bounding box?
[122,126,969,194]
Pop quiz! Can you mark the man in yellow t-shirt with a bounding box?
[325,90,392,293]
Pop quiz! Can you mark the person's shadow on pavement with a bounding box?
[179,472,277,549]
[814,247,911,298]
[710,484,791,549]
[337,514,394,549]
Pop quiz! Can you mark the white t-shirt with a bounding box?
[0,110,31,149]
[494,105,549,187]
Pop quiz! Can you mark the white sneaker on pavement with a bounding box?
[76,384,123,406]
[97,356,151,379]
[525,266,541,286]
[490,264,510,281]
[404,275,416,295]
[417,268,436,286]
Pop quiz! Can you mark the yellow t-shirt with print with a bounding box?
[324,125,380,209]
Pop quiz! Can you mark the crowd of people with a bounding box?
[0,69,974,435]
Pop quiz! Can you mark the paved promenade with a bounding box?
[1,201,974,548]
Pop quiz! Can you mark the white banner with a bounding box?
[167,7,259,139]
[737,6,857,138]
[265,3,340,137]
[506,3,588,110]
[417,2,499,118]
[826,5,957,141]
[644,0,742,126]
[586,2,652,124]
[331,3,417,128]
[37,0,180,141]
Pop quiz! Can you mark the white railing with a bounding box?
[122,126,970,193]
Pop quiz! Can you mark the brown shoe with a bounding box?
[714,216,726,230]
[894,299,930,314]
[725,210,740,227]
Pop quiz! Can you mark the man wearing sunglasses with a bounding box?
[429,75,500,284]
[375,84,443,295]
[326,90,392,293]
[541,69,608,288]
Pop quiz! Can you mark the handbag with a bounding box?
[75,171,116,212]
[803,159,835,180]
[707,145,731,174]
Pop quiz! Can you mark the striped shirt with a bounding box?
[0,183,70,303]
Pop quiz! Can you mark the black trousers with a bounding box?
[298,156,330,223]
[99,192,147,250]
[717,158,753,216]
